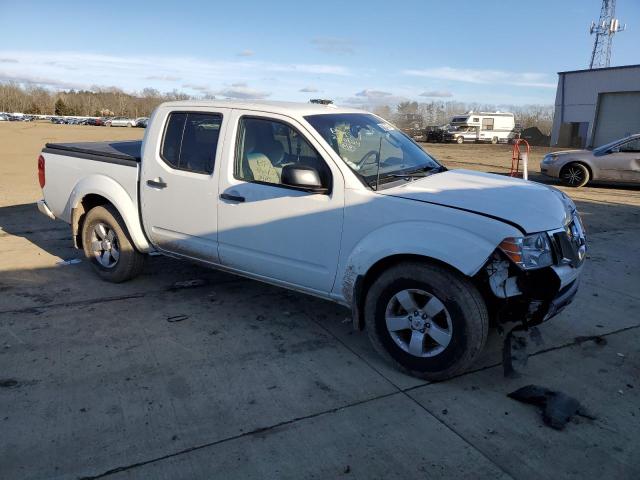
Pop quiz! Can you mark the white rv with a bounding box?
[444,112,516,144]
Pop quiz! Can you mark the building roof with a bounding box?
[159,100,366,117]
[558,64,640,75]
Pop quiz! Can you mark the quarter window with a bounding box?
[161,112,222,174]
[234,117,331,188]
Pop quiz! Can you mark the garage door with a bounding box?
[593,92,640,147]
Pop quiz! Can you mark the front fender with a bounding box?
[67,174,150,252]
[337,221,504,305]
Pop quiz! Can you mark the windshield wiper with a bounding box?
[385,165,445,179]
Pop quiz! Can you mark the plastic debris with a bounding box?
[166,315,189,323]
[56,258,82,266]
[167,279,206,291]
[508,385,595,430]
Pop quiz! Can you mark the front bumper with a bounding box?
[542,277,580,322]
[540,161,561,177]
[37,199,55,220]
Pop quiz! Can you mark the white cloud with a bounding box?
[299,86,319,93]
[311,37,355,55]
[215,85,270,99]
[403,67,556,88]
[0,51,351,95]
[145,75,180,81]
[355,89,393,98]
[419,90,453,98]
[237,49,255,57]
[344,89,407,106]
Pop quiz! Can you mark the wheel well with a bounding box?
[561,161,592,180]
[351,254,463,330]
[72,194,113,249]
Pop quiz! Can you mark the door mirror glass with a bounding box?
[281,165,327,193]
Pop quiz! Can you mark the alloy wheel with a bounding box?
[384,288,453,357]
[90,222,120,268]
[562,166,586,186]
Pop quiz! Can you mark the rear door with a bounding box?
[217,110,344,293]
[141,107,230,262]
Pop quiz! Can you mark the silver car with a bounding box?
[541,134,640,187]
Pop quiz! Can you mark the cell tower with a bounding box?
[589,0,625,69]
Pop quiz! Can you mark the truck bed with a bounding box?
[43,140,142,167]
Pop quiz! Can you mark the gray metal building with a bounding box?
[551,64,640,148]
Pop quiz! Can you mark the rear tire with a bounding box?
[560,162,590,187]
[491,136,498,144]
[82,205,145,283]
[365,262,488,381]
[456,136,464,144]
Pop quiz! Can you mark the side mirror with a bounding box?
[281,165,327,193]
[609,147,620,154]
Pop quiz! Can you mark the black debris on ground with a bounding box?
[167,279,207,291]
[502,326,528,378]
[0,378,19,388]
[574,335,608,346]
[507,385,596,430]
[167,315,189,323]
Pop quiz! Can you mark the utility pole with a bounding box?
[589,0,625,69]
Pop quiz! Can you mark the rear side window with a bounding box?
[161,112,222,174]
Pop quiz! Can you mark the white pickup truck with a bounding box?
[37,100,586,380]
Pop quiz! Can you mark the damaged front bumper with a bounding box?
[481,254,584,328]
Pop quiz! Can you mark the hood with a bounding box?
[550,149,592,157]
[381,169,572,233]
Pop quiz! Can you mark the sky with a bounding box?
[0,0,638,107]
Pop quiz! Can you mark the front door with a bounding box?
[600,137,640,182]
[141,107,229,262]
[217,111,344,293]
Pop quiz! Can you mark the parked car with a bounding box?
[0,113,8,121]
[425,125,447,143]
[107,116,136,127]
[444,125,478,144]
[541,134,640,187]
[135,117,148,128]
[36,100,586,380]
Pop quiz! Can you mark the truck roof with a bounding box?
[158,100,367,117]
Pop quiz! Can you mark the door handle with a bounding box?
[147,178,167,189]
[220,193,245,203]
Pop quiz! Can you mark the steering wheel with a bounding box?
[357,150,380,168]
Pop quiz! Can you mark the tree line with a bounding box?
[0,83,197,117]
[0,82,554,132]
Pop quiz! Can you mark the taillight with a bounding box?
[38,154,45,188]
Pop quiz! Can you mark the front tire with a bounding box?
[491,136,498,144]
[82,205,145,282]
[365,262,488,381]
[456,136,464,144]
[560,163,590,187]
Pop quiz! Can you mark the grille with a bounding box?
[550,215,587,267]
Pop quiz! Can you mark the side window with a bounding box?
[161,112,222,174]
[234,117,331,188]
[619,138,640,152]
[482,118,494,131]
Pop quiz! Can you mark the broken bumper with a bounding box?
[542,277,580,322]
[37,199,55,220]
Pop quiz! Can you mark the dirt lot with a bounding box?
[1,122,639,479]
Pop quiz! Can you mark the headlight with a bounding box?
[499,233,554,269]
[542,154,556,164]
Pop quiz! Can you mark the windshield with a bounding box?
[305,113,442,189]
[593,136,630,153]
